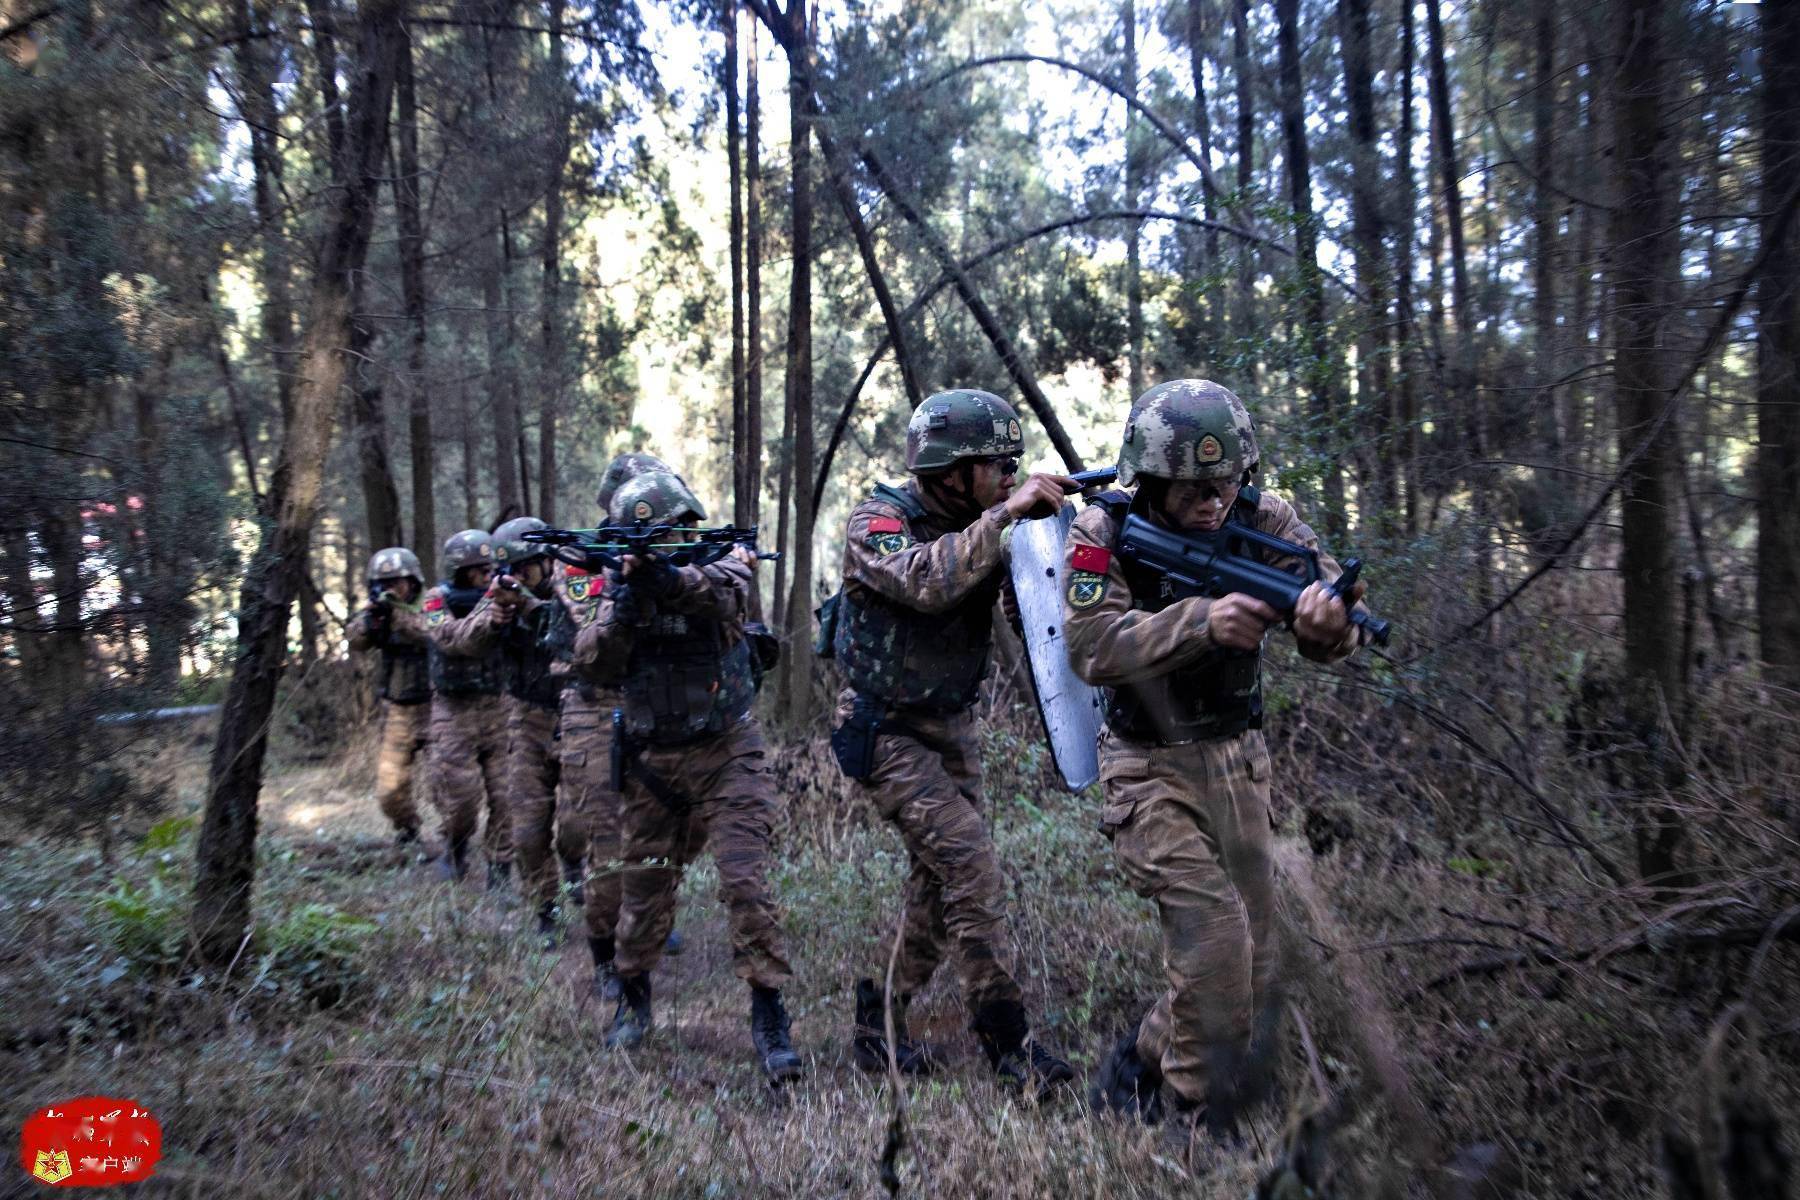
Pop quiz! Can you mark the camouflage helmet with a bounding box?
[905,389,1026,474]
[441,528,498,575]
[1117,379,1260,486]
[607,471,707,526]
[595,451,707,519]
[492,516,549,565]
[367,546,424,584]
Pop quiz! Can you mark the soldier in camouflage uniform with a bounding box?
[422,529,517,887]
[828,389,1076,1100]
[1064,380,1369,1140]
[415,517,572,936]
[567,453,689,998]
[347,547,430,846]
[571,471,802,1083]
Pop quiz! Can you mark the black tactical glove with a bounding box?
[635,556,681,600]
[609,578,650,626]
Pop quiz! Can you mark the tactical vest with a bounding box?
[504,602,565,708]
[833,483,1003,714]
[621,608,756,746]
[377,639,430,706]
[427,585,506,697]
[1093,488,1265,744]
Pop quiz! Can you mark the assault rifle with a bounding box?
[1116,514,1392,646]
[521,522,780,574]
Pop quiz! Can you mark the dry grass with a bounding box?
[3,611,1798,1197]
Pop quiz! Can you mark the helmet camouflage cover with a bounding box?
[595,452,708,519]
[1116,379,1260,486]
[905,389,1026,474]
[492,516,549,564]
[607,471,708,527]
[367,546,424,584]
[441,528,498,575]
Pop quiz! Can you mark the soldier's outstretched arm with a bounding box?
[1254,492,1366,663]
[653,556,751,621]
[1060,505,1227,686]
[843,499,1011,614]
[431,582,523,657]
[383,605,431,649]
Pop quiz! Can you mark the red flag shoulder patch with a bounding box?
[563,565,589,577]
[868,516,905,535]
[423,595,445,612]
[1070,544,1112,574]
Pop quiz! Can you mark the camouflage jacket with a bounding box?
[834,480,1014,713]
[421,583,508,697]
[348,603,430,704]
[573,554,755,743]
[1062,486,1361,743]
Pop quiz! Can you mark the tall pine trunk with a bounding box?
[1275,0,1347,535]
[1124,0,1144,401]
[540,0,571,524]
[191,0,404,968]
[394,28,434,575]
[1757,0,1800,686]
[1395,0,1420,534]
[777,0,815,724]
[1340,0,1390,529]
[1610,0,1684,884]
[727,0,748,527]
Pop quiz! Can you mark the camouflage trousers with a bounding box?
[1098,727,1278,1106]
[839,694,1023,1014]
[374,699,426,835]
[558,688,622,941]
[614,718,791,988]
[428,693,512,865]
[506,695,587,911]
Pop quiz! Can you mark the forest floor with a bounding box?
[2,683,1794,1198]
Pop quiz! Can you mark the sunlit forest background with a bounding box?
[3,0,1799,1194]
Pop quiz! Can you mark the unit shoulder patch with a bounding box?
[1067,570,1107,609]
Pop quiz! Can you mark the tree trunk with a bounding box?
[237,0,293,435]
[1395,0,1419,534]
[777,0,815,725]
[1757,0,1800,686]
[485,221,523,518]
[461,382,479,531]
[746,13,765,539]
[1340,0,1390,528]
[1610,0,1684,883]
[1531,1,1561,463]
[727,0,748,527]
[1124,0,1144,402]
[1184,0,1219,262]
[1230,0,1255,358]
[1426,0,1487,598]
[1275,0,1347,535]
[191,0,404,969]
[540,0,571,525]
[393,27,434,576]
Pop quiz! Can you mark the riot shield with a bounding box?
[1009,505,1106,791]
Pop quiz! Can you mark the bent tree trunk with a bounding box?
[190,0,404,969]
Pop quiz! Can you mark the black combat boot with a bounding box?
[605,973,652,1049]
[434,838,469,882]
[588,936,621,1002]
[851,978,937,1075]
[749,986,803,1083]
[486,860,511,891]
[394,826,419,850]
[663,929,685,956]
[533,901,559,951]
[1089,1028,1166,1124]
[973,999,1075,1102]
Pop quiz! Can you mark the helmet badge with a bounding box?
[1198,434,1223,464]
[1007,419,1021,441]
[479,542,493,558]
[633,500,654,520]
[494,545,509,561]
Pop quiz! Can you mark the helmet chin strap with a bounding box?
[922,461,982,516]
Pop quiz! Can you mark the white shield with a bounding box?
[1010,506,1106,791]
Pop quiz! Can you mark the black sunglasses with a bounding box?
[973,455,1020,475]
